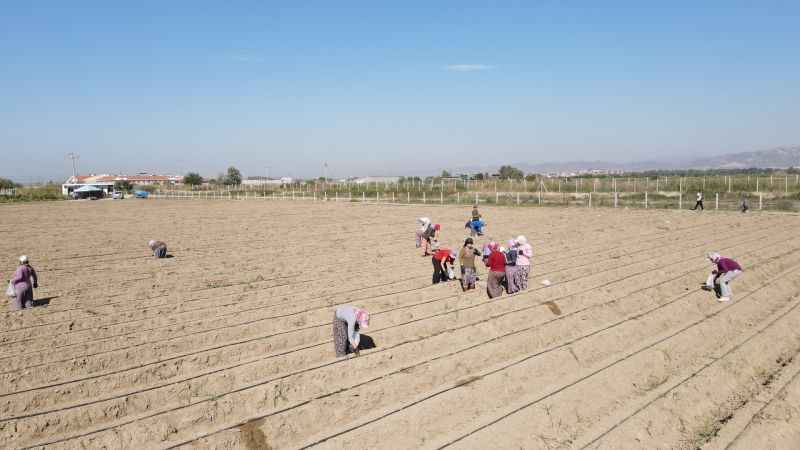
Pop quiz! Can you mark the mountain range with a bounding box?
[446,146,800,175]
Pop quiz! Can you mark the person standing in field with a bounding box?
[691,192,704,211]
[333,305,370,357]
[515,235,533,290]
[485,242,507,298]
[432,247,456,284]
[504,239,523,294]
[704,252,742,302]
[9,255,38,311]
[740,196,749,213]
[148,239,168,258]
[459,237,482,291]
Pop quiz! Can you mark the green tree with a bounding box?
[113,180,133,192]
[0,178,18,189]
[441,170,452,178]
[183,172,203,186]
[498,165,524,179]
[224,166,242,185]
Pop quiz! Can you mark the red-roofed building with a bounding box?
[62,174,182,196]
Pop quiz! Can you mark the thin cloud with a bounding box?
[230,53,264,63]
[444,64,494,72]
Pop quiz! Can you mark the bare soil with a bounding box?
[1,199,799,449]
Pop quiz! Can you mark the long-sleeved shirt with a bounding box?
[516,243,533,266]
[716,257,741,273]
[459,247,481,268]
[335,305,362,349]
[486,251,506,273]
[11,265,37,288]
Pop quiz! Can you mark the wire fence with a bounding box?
[149,188,800,212]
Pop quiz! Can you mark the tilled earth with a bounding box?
[1,199,799,449]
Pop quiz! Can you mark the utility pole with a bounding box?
[66,153,79,179]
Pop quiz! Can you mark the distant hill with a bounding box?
[684,146,800,170]
[443,146,800,175]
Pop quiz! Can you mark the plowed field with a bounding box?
[1,200,799,449]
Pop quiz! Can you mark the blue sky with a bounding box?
[1,1,799,181]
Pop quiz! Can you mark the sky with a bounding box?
[1,1,799,181]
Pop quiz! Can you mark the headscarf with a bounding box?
[487,241,499,252]
[707,252,721,262]
[463,237,474,247]
[449,250,457,260]
[516,235,528,245]
[148,240,157,248]
[507,239,516,249]
[434,224,441,231]
[19,255,28,264]
[355,309,370,329]
[418,217,430,226]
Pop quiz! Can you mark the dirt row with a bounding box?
[1,200,795,449]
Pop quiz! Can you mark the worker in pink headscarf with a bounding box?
[333,305,370,357]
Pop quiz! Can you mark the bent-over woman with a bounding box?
[333,305,370,357]
[148,240,168,258]
[9,255,38,311]
[432,248,456,284]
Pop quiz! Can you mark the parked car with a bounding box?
[134,191,150,199]
[112,191,125,199]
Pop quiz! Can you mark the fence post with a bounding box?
[678,193,682,209]
[516,192,520,205]
[756,177,759,193]
[407,191,410,203]
[440,191,443,204]
[362,191,366,202]
[728,176,731,193]
[392,192,395,202]
[614,191,618,208]
[495,192,499,204]
[645,191,648,209]
[423,192,426,203]
[314,192,317,201]
[457,192,460,203]
[759,193,763,210]
[377,191,379,202]
[475,192,478,205]
[588,192,592,208]
[715,193,719,210]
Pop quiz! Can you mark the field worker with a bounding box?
[333,305,370,357]
[472,204,481,221]
[465,217,485,237]
[432,247,457,284]
[459,237,482,291]
[504,239,523,294]
[9,255,38,311]
[692,192,704,211]
[740,196,749,213]
[515,235,533,290]
[485,242,507,298]
[148,239,168,258]
[416,217,431,248]
[422,223,441,256]
[705,252,742,302]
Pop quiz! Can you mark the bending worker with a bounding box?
[705,252,742,303]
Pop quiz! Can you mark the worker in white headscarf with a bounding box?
[148,240,168,258]
[9,255,38,311]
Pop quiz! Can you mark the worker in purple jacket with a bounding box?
[704,252,742,303]
[9,255,38,310]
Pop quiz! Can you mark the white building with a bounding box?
[62,174,181,196]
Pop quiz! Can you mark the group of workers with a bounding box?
[692,192,750,213]
[4,208,746,365]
